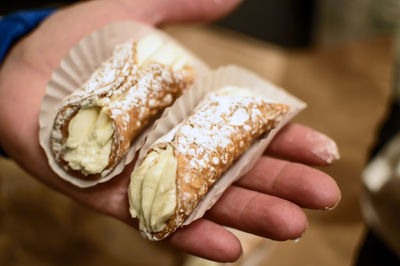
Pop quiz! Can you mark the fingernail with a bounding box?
[293,221,308,242]
[324,192,342,211]
[307,131,340,164]
[293,237,301,243]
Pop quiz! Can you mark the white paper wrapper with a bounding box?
[39,21,209,188]
[137,65,306,227]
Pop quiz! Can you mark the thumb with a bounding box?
[153,0,242,24]
[13,0,241,73]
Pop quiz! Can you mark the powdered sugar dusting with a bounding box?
[51,35,195,179]
[176,92,269,174]
[143,87,290,240]
[104,63,175,128]
[173,89,289,220]
[67,43,134,103]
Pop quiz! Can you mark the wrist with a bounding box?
[0,9,56,63]
[0,8,56,158]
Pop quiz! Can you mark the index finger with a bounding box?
[267,123,340,165]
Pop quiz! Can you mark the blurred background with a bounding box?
[1,0,399,265]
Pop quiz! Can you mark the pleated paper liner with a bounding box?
[39,21,209,188]
[136,65,306,226]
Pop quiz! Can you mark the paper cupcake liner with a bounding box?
[39,21,209,188]
[137,65,306,226]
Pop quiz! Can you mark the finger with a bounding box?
[110,198,242,262]
[169,219,242,262]
[18,0,242,76]
[236,157,341,209]
[156,0,242,24]
[205,186,307,241]
[266,123,340,165]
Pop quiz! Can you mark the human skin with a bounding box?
[0,0,341,262]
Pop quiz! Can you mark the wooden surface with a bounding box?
[0,25,394,266]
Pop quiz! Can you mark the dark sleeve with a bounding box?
[0,8,56,157]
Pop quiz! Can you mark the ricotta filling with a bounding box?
[129,145,177,233]
[64,108,114,175]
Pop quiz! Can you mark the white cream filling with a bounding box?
[136,35,190,70]
[214,86,257,97]
[63,108,114,175]
[136,34,163,66]
[129,145,177,232]
[62,35,190,176]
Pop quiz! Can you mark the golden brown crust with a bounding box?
[143,94,289,240]
[51,40,194,181]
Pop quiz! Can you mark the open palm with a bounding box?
[0,0,340,262]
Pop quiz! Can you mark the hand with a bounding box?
[0,0,340,262]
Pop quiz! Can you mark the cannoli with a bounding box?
[128,86,290,240]
[51,34,194,181]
